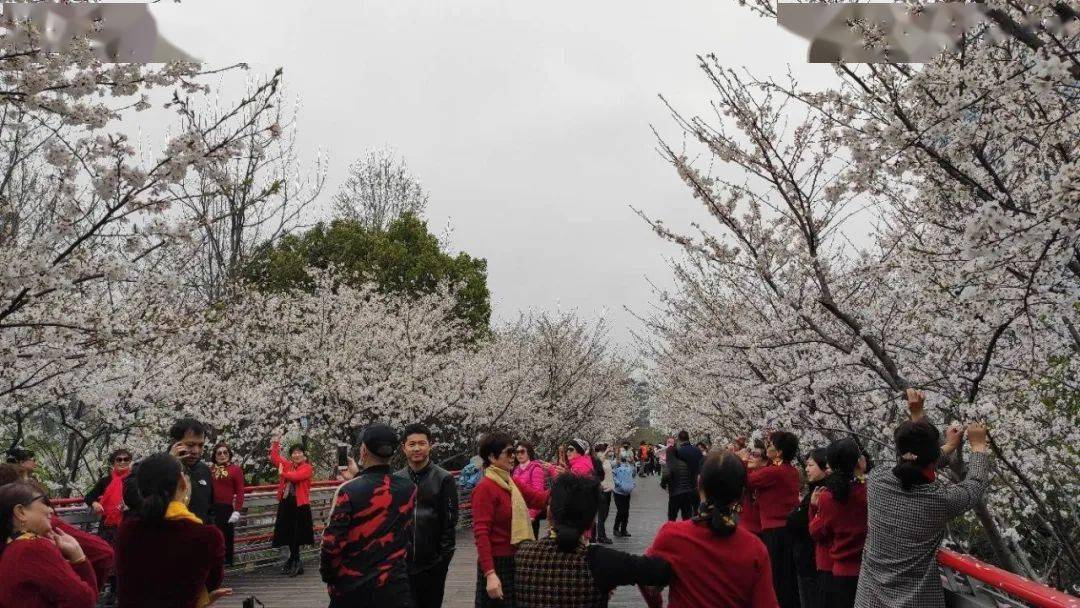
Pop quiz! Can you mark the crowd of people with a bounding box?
[0,386,994,608]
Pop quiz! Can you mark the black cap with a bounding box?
[362,424,397,459]
[5,447,33,463]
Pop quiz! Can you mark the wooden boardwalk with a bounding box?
[219,473,672,607]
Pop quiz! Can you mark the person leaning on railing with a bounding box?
[854,388,991,608]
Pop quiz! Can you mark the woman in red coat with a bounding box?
[114,452,231,608]
[269,435,314,577]
[809,438,867,608]
[0,481,98,608]
[210,442,245,565]
[746,431,802,608]
[0,463,114,594]
[642,451,779,608]
[472,432,552,607]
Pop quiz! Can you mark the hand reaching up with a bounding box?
[966,422,989,453]
[906,388,925,421]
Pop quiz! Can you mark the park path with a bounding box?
[220,473,672,607]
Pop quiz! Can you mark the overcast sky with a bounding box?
[149,0,834,353]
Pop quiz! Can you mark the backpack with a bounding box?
[459,462,482,490]
[613,465,636,494]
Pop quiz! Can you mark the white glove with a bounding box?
[228,511,241,525]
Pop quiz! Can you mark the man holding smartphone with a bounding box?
[123,418,214,522]
[321,423,416,608]
[396,423,458,608]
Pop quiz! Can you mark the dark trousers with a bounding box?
[410,562,450,608]
[829,574,859,608]
[330,578,415,608]
[667,493,696,521]
[798,573,821,608]
[475,555,515,608]
[817,571,833,608]
[211,503,236,565]
[613,493,631,533]
[596,490,612,538]
[761,527,799,608]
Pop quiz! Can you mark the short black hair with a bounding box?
[403,423,432,443]
[288,443,305,456]
[4,447,33,463]
[769,431,799,462]
[109,448,133,465]
[168,418,206,442]
[478,432,513,467]
[677,430,690,442]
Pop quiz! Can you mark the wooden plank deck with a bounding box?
[219,473,672,607]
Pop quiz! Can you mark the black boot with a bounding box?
[289,558,304,577]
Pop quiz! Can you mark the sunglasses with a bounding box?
[515,448,528,454]
[114,457,131,463]
[215,450,229,455]
[25,494,48,508]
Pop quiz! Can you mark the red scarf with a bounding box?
[921,464,937,483]
[101,466,130,527]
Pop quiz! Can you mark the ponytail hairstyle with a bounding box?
[696,452,746,537]
[136,453,184,525]
[548,473,600,552]
[0,482,41,556]
[892,420,941,491]
[825,438,860,502]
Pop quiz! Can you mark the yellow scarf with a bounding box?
[163,501,210,608]
[484,466,535,545]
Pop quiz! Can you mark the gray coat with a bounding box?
[854,452,990,608]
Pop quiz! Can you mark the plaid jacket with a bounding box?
[515,538,609,608]
[854,452,990,608]
[319,465,416,598]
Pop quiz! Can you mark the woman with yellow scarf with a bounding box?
[114,453,233,608]
[472,432,556,608]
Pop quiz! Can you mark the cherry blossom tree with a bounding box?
[644,0,1078,587]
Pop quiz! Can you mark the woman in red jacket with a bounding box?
[0,481,98,608]
[809,438,867,608]
[115,452,231,608]
[269,435,314,577]
[0,463,114,595]
[210,442,245,565]
[746,431,801,608]
[472,432,552,608]
[642,451,778,608]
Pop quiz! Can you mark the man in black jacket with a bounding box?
[122,418,213,522]
[395,423,458,608]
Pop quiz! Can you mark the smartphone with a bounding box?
[336,444,348,468]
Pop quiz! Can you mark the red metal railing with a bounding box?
[937,549,1080,608]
